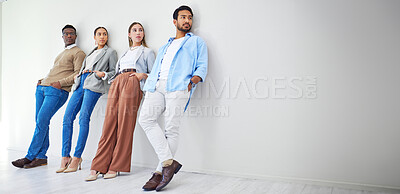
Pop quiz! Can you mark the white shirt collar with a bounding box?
[65,44,77,50]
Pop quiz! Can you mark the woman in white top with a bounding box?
[57,27,118,173]
[86,22,155,181]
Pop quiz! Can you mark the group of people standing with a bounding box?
[11,5,208,191]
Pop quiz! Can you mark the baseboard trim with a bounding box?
[132,162,400,192]
[7,148,400,192]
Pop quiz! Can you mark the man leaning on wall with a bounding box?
[11,24,86,169]
[139,5,208,192]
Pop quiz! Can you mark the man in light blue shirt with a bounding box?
[139,5,208,192]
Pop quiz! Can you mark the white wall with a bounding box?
[2,0,400,189]
[0,2,2,120]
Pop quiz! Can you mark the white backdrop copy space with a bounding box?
[1,0,400,189]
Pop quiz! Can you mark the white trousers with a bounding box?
[139,79,190,172]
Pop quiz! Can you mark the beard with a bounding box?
[178,23,191,32]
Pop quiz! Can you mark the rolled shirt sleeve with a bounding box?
[193,39,208,82]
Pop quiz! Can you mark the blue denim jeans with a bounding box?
[62,73,102,158]
[26,85,69,160]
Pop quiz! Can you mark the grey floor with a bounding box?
[0,150,399,194]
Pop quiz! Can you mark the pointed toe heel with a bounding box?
[85,171,100,181]
[104,171,119,179]
[56,157,71,173]
[64,158,82,173]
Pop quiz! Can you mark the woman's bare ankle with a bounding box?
[60,157,70,166]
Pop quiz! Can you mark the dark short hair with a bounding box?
[62,24,76,33]
[173,5,193,20]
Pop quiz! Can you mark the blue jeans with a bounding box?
[26,85,69,160]
[62,73,102,158]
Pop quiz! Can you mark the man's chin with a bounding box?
[178,27,191,33]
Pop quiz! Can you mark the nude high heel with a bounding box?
[56,157,71,173]
[64,158,82,173]
[85,171,101,181]
[104,171,120,179]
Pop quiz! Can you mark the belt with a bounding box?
[120,68,136,73]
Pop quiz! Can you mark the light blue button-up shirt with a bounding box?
[143,32,208,93]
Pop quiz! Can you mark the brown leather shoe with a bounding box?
[23,158,47,168]
[11,158,32,168]
[156,160,182,191]
[142,173,162,191]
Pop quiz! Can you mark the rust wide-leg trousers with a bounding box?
[90,72,142,173]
